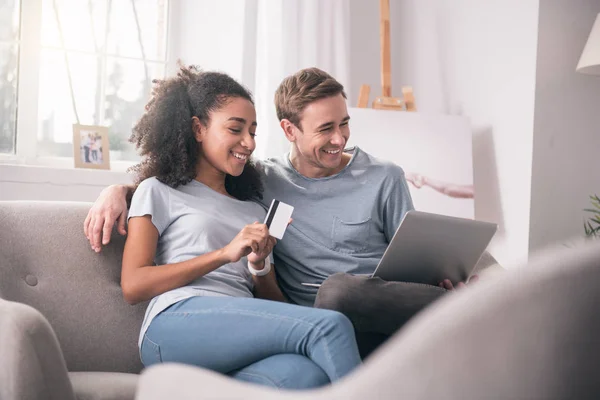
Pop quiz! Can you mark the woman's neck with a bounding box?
[194,160,229,196]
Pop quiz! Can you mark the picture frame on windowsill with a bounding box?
[72,124,111,170]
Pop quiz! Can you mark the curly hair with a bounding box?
[128,65,263,201]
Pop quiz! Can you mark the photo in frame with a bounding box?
[72,124,111,170]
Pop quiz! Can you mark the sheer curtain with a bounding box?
[250,0,351,159]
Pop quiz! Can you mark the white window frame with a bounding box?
[0,0,175,173]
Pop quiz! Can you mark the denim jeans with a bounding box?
[140,296,362,389]
[230,354,329,388]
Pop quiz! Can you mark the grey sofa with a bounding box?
[0,200,500,399]
[0,201,145,400]
[136,238,600,399]
[5,200,598,399]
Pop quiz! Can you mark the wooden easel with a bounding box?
[357,0,416,111]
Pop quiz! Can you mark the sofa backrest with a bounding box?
[0,201,146,373]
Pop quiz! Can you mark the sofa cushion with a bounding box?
[0,201,147,373]
[69,372,138,400]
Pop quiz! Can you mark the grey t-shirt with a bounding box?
[255,147,414,306]
[128,177,268,347]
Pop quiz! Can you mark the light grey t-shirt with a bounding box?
[128,177,268,347]
[255,147,414,306]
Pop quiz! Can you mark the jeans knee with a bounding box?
[321,310,355,337]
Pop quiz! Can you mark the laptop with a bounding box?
[301,210,498,288]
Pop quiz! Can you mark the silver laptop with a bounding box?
[302,210,497,288]
[371,210,497,285]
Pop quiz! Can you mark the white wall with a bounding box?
[349,0,540,267]
[529,0,600,251]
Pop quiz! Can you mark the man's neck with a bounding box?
[288,149,352,179]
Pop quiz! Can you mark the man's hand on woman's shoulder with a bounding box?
[84,184,131,252]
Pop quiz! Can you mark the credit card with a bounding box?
[264,199,294,240]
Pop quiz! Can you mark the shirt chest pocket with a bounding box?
[329,216,372,254]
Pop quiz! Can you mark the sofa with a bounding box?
[135,238,600,400]
[0,200,504,399]
[4,200,598,399]
[1,201,144,400]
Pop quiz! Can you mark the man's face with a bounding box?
[290,94,350,175]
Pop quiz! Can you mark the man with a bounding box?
[85,68,478,357]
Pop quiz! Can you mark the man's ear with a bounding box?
[192,116,204,142]
[280,119,299,143]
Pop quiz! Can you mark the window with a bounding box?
[1,0,170,166]
[0,0,20,154]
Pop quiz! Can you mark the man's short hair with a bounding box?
[274,67,347,130]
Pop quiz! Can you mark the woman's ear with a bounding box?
[280,119,298,143]
[192,116,204,142]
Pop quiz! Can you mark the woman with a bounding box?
[122,65,361,389]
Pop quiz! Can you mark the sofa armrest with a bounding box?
[0,298,76,400]
[136,363,313,400]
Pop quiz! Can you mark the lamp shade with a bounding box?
[577,13,600,75]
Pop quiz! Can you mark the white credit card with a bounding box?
[263,199,294,240]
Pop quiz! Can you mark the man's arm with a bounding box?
[83,184,135,252]
[383,171,415,243]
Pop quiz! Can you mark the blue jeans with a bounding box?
[140,296,362,389]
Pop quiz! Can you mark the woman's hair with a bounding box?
[128,65,263,201]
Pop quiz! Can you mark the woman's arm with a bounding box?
[245,232,287,302]
[121,216,231,305]
[122,217,270,305]
[251,260,287,302]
